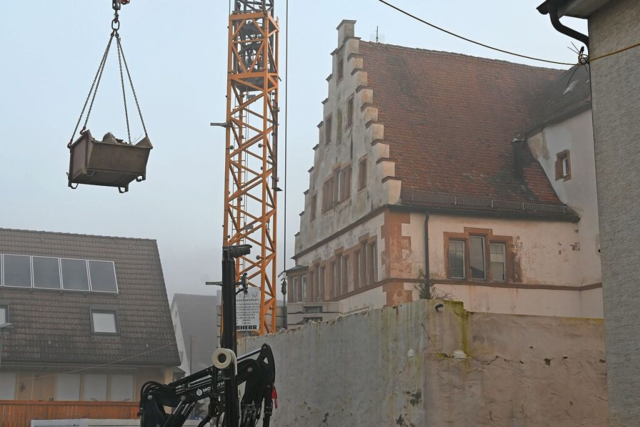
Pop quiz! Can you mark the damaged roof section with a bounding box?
[359,42,579,219]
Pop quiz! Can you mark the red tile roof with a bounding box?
[360,42,566,209]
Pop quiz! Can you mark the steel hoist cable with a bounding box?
[69,0,146,146]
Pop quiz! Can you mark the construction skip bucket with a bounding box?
[68,129,152,193]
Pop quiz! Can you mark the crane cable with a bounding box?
[282,0,290,312]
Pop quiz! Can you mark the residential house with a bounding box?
[287,20,603,319]
[0,228,179,402]
[538,0,640,422]
[171,293,219,378]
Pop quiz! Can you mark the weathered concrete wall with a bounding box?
[240,300,608,426]
[588,0,640,424]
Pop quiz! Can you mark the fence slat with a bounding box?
[0,401,138,427]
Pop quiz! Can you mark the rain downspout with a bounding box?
[424,212,430,299]
[546,0,590,47]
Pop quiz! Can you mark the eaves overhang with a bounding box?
[537,0,613,19]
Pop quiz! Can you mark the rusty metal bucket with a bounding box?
[68,130,152,193]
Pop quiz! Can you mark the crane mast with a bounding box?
[223,0,279,335]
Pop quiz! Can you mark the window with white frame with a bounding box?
[448,240,466,279]
[301,276,308,302]
[469,236,486,280]
[446,232,511,282]
[490,243,507,282]
[293,277,299,302]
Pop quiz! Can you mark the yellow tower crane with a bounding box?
[222,0,280,335]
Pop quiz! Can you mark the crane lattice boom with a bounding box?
[223,0,279,334]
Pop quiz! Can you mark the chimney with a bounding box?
[512,135,525,180]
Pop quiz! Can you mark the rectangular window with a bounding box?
[91,310,118,334]
[4,255,31,288]
[304,306,323,314]
[448,240,466,279]
[0,373,16,400]
[469,236,486,279]
[325,116,332,144]
[292,277,299,302]
[337,57,344,81]
[347,97,354,127]
[310,194,317,221]
[309,271,315,302]
[0,305,7,325]
[331,262,337,299]
[342,255,350,294]
[337,109,343,145]
[369,243,378,284]
[110,374,134,402]
[88,261,118,293]
[55,374,81,401]
[354,251,360,290]
[33,257,61,290]
[556,150,571,180]
[322,178,334,212]
[341,167,352,202]
[61,259,90,291]
[361,243,368,286]
[301,276,308,302]
[490,243,507,282]
[320,267,326,301]
[82,374,108,401]
[358,159,367,190]
[334,170,341,204]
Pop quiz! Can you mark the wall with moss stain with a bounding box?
[240,300,608,426]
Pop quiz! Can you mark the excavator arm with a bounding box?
[139,344,276,427]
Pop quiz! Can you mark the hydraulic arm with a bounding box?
[138,344,276,427]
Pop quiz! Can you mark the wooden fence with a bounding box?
[0,401,138,427]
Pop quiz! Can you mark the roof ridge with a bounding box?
[359,40,568,72]
[0,227,156,242]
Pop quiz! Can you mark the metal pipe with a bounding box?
[424,212,430,299]
[547,0,590,47]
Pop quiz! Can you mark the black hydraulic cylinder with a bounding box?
[221,244,251,427]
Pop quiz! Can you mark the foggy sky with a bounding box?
[0,1,585,298]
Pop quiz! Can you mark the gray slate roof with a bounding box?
[528,65,592,133]
[0,228,179,367]
[172,294,219,372]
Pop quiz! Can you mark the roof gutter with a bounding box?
[539,0,590,47]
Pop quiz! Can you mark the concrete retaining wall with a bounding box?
[240,300,608,426]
